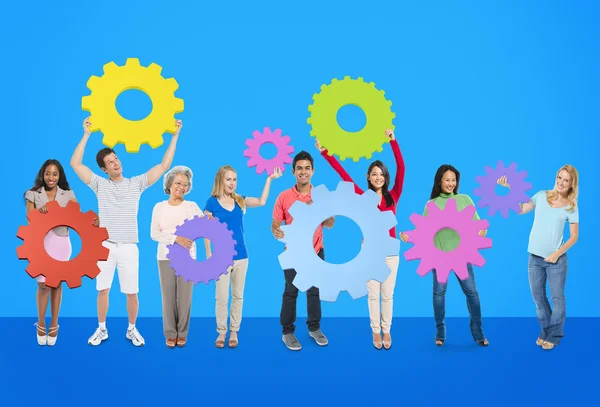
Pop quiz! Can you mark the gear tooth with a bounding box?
[380,89,385,96]
[331,78,339,83]
[16,225,29,240]
[357,77,364,82]
[376,146,384,153]
[370,82,376,88]
[352,156,360,163]
[335,181,356,196]
[343,76,351,81]
[173,98,184,113]
[164,77,179,92]
[307,117,312,124]
[347,283,368,300]
[388,101,393,107]
[16,245,28,258]
[125,58,141,68]
[85,75,101,90]
[124,141,142,153]
[81,95,95,111]
[147,62,162,74]
[339,156,346,161]
[148,134,164,149]
[103,61,119,73]
[102,134,119,148]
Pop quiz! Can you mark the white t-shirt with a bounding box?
[150,200,204,260]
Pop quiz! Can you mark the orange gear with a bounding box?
[16,200,110,288]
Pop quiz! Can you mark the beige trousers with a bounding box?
[216,258,249,333]
[367,255,399,334]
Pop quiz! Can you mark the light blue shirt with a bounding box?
[528,190,579,258]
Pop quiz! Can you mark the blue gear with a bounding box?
[278,181,400,302]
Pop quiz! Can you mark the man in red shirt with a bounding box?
[272,151,334,351]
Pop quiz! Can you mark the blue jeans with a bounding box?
[528,253,568,345]
[433,264,485,342]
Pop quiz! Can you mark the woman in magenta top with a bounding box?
[316,128,405,350]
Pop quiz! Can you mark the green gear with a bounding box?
[307,76,395,162]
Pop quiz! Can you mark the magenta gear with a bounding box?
[473,160,532,218]
[243,127,294,176]
[403,198,493,284]
[166,216,237,285]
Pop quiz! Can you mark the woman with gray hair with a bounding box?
[150,165,208,348]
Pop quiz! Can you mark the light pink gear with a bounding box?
[243,127,294,176]
[403,198,493,284]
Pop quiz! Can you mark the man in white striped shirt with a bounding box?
[70,117,182,347]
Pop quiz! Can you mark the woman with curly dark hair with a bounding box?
[24,159,76,346]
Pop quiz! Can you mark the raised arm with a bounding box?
[386,129,406,201]
[70,117,94,185]
[146,120,182,186]
[245,167,283,208]
[316,140,364,194]
[497,176,535,214]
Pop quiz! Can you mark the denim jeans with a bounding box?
[433,264,485,342]
[280,249,324,335]
[528,253,568,345]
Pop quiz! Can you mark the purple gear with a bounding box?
[473,160,532,218]
[166,215,237,285]
[243,127,294,176]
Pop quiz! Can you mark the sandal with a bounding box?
[228,333,238,348]
[215,335,225,348]
[383,333,392,350]
[372,333,382,350]
[435,339,445,346]
[176,338,187,348]
[166,338,177,348]
[35,323,47,346]
[477,338,489,347]
[541,341,556,350]
[47,325,59,346]
[536,338,544,346]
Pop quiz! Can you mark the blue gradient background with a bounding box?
[3,0,598,321]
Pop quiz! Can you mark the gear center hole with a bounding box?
[322,216,363,264]
[195,238,212,261]
[495,184,510,197]
[259,142,278,160]
[336,104,366,133]
[435,228,461,252]
[115,89,153,121]
[44,229,82,261]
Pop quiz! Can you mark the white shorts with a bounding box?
[96,241,139,294]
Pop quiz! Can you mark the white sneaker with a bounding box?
[35,323,47,346]
[126,327,145,347]
[88,327,108,346]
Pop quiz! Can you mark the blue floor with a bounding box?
[1,317,595,406]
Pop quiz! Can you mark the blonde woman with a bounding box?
[498,164,579,351]
[151,166,208,349]
[204,165,282,348]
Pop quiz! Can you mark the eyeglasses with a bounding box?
[173,181,190,188]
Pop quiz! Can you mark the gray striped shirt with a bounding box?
[88,173,149,243]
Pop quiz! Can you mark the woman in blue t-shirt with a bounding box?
[205,165,282,348]
[498,164,579,350]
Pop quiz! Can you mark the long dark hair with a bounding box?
[367,160,394,207]
[430,164,460,200]
[24,159,71,201]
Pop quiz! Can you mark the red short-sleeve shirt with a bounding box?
[273,185,323,253]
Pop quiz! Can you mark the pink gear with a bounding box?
[403,198,493,284]
[243,127,294,176]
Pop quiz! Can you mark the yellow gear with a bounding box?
[307,76,395,162]
[82,58,184,153]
